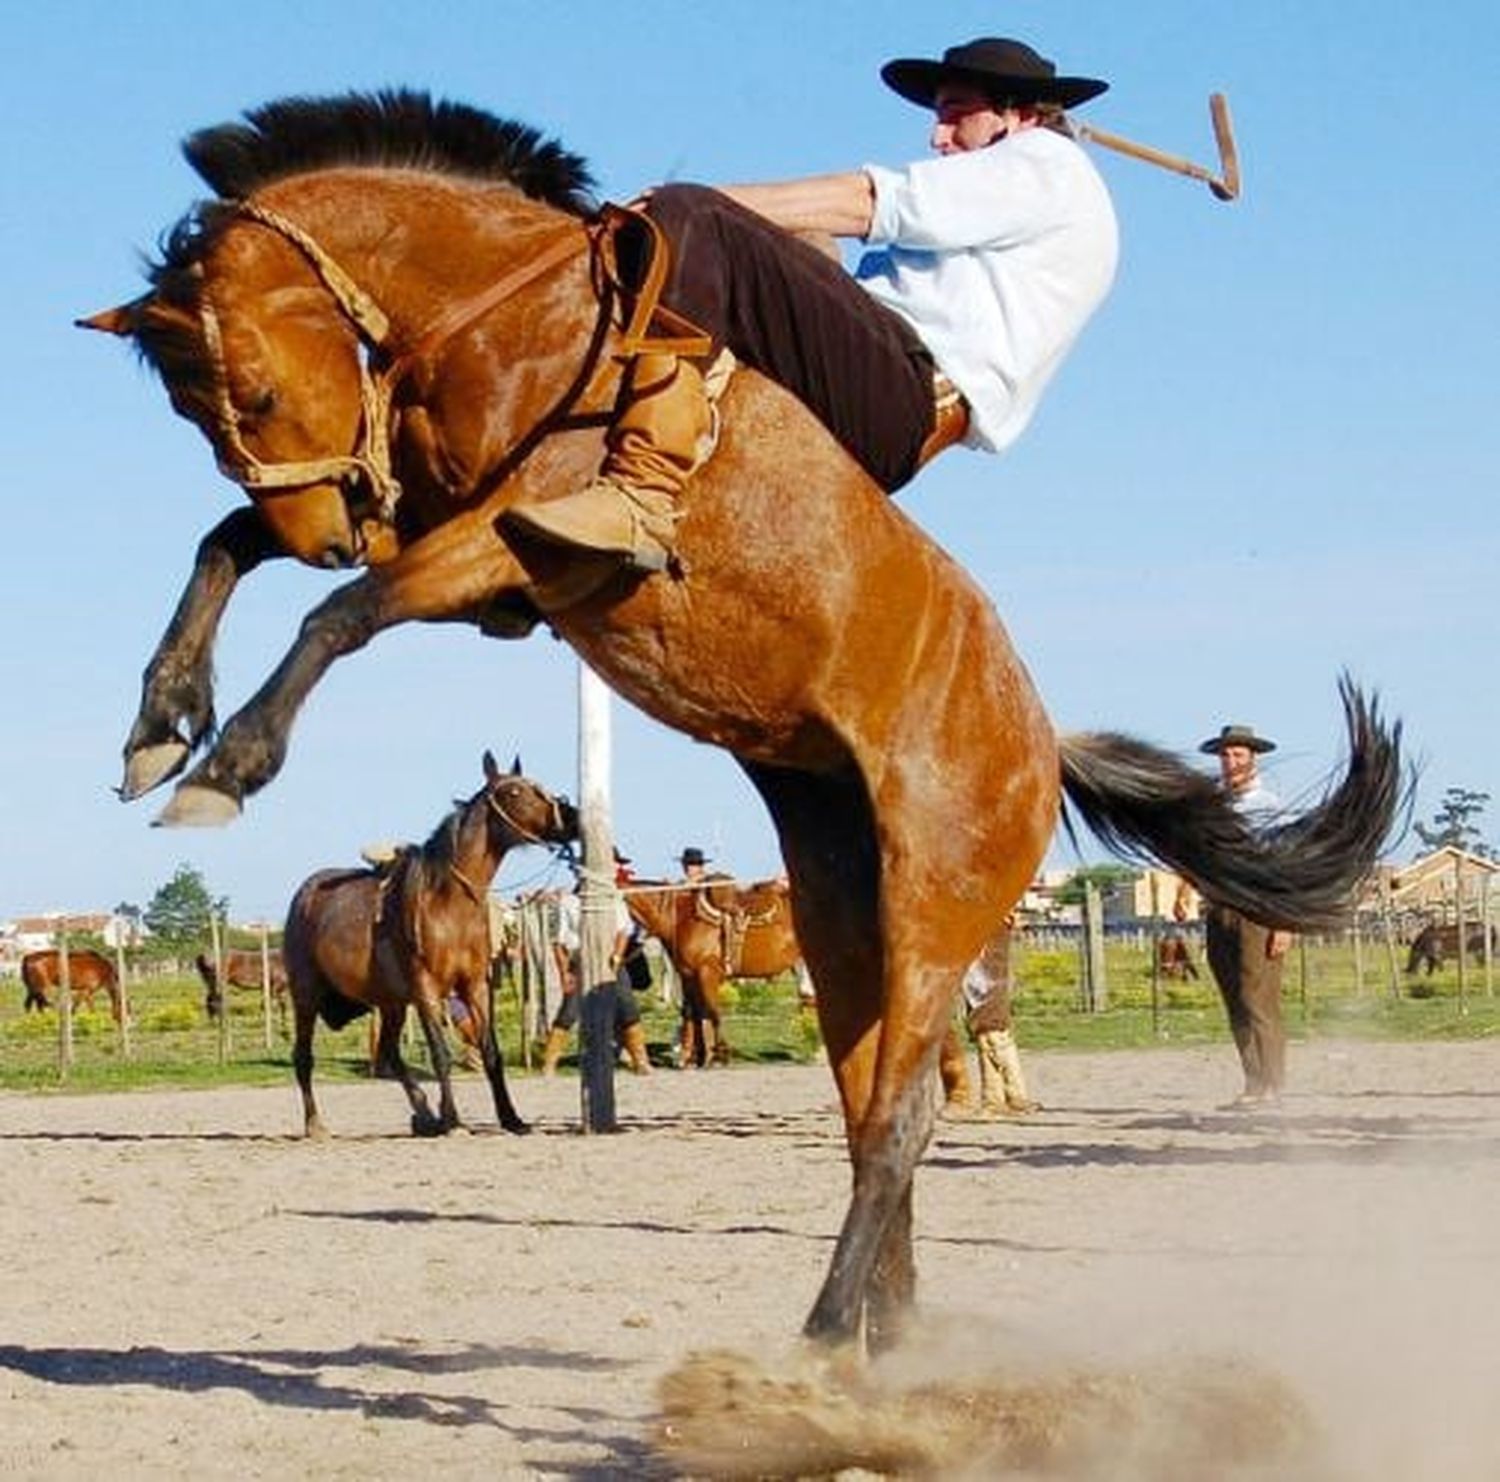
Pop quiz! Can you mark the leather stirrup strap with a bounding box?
[594,202,713,361]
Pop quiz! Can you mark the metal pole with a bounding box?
[577,662,618,1133]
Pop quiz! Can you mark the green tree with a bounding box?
[1054,863,1138,906]
[142,864,228,952]
[1414,787,1493,858]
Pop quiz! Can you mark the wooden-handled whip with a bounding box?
[1075,93,1240,202]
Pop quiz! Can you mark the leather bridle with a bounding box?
[197,198,590,539]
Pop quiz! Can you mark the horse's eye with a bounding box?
[247,388,277,418]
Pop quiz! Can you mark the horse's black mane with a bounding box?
[184,89,595,213]
[132,91,595,390]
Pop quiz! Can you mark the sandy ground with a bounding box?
[3,1038,1500,1479]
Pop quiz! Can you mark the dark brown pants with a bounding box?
[644,184,936,491]
[1205,906,1286,1095]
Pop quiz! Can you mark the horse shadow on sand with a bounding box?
[0,1339,668,1477]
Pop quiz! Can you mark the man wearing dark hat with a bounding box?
[1177,724,1291,1106]
[510,36,1118,571]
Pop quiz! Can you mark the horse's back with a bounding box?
[284,867,380,999]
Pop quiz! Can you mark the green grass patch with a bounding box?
[4,941,1497,1095]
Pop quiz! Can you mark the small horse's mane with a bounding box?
[418,789,484,872]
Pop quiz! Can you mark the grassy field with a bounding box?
[2,936,1497,1095]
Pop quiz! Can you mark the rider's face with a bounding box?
[930,86,1024,155]
[1218,744,1258,796]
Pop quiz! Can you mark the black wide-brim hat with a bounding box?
[882,37,1108,112]
[1199,724,1277,756]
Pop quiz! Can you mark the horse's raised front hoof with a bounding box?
[120,739,192,801]
[153,782,243,828]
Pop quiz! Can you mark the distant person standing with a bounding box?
[541,865,652,1077]
[1177,724,1291,1107]
[939,916,1037,1117]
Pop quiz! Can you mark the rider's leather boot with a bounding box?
[506,352,714,572]
[977,1028,1040,1114]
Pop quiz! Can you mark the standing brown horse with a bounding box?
[83,93,1404,1349]
[625,874,800,1067]
[20,949,122,1022]
[196,947,288,1018]
[282,753,577,1138]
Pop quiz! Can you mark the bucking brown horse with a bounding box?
[20,949,122,1022]
[625,874,800,1067]
[84,93,1404,1349]
[282,753,577,1138]
[196,947,288,1018]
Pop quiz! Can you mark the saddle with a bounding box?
[692,879,786,977]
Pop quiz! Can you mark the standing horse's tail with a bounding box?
[1058,679,1408,932]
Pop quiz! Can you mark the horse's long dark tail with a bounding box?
[1059,678,1409,931]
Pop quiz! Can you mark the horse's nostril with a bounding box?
[319,543,354,570]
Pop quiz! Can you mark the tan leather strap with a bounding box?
[594,202,713,361]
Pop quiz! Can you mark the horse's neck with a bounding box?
[267,172,592,361]
[449,800,504,892]
[626,886,677,943]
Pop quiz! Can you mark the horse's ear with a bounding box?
[76,301,143,337]
[509,754,522,776]
[482,750,500,785]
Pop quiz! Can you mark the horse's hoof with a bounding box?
[120,740,191,801]
[153,783,242,828]
[502,1117,532,1136]
[411,1114,445,1137]
[304,1120,331,1142]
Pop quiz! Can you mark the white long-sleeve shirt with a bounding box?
[857,127,1118,454]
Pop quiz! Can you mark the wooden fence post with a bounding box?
[1455,853,1469,1017]
[1148,874,1162,1038]
[1081,882,1107,1013]
[259,923,275,1051]
[57,919,74,1079]
[210,911,228,1063]
[114,930,132,1058]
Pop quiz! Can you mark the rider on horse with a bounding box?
[508,36,1118,572]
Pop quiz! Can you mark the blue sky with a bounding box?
[2,1,1495,924]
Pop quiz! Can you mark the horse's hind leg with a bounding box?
[376,1004,445,1137]
[291,994,327,1139]
[744,761,921,1348]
